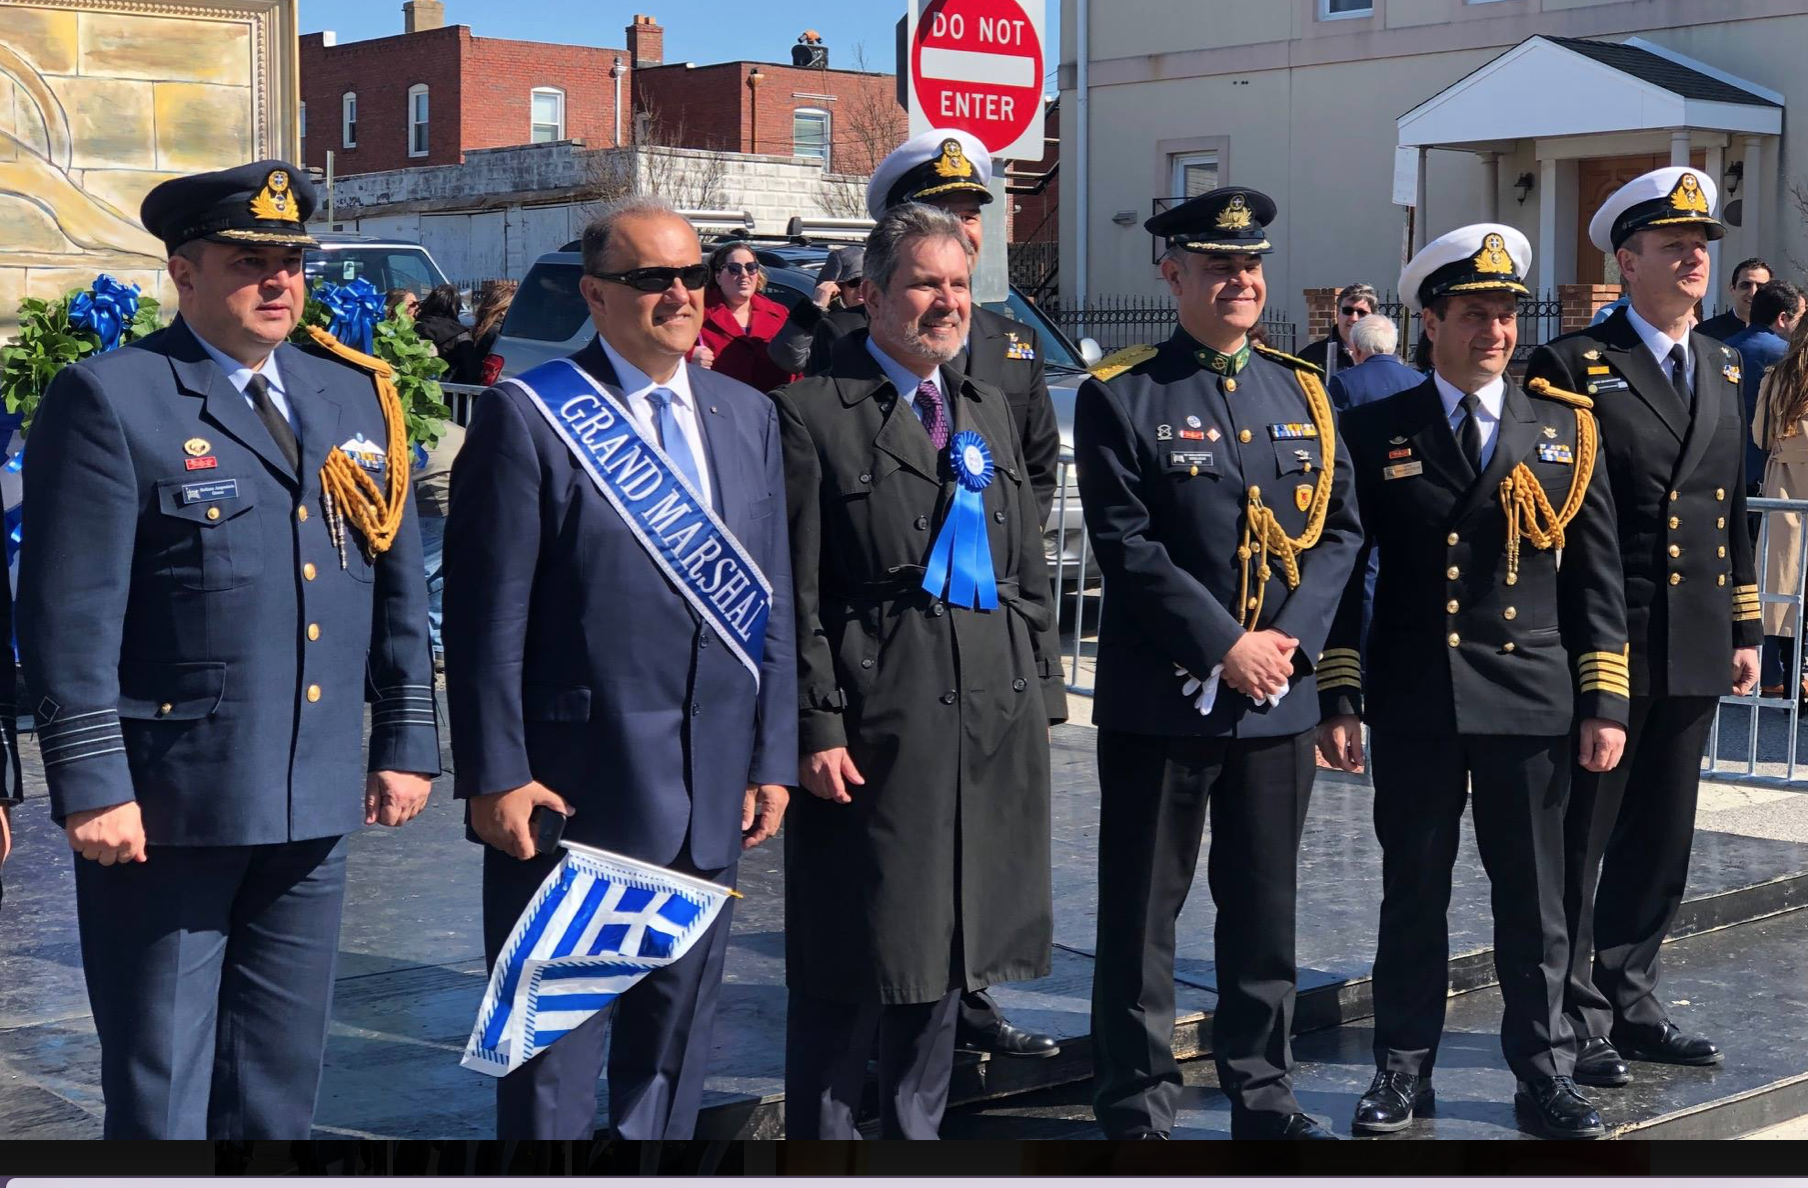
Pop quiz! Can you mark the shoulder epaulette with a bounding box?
[300,324,395,379]
[1091,343,1159,383]
[1252,343,1324,376]
[1526,376,1594,410]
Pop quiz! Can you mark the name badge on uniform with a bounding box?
[1538,443,1575,465]
[1383,461,1423,480]
[1269,423,1319,440]
[337,433,387,473]
[1169,449,1215,476]
[181,478,240,504]
[1588,378,1629,394]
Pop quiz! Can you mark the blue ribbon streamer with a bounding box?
[2,422,24,570]
[921,430,1000,610]
[67,274,141,353]
[315,276,384,354]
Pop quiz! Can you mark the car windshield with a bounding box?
[305,247,447,296]
[982,292,1085,371]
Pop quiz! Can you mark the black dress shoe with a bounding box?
[1573,1037,1631,1087]
[1236,1112,1340,1140]
[955,1020,1061,1058]
[1515,1076,1606,1139]
[1611,1021,1722,1066]
[1351,1069,1433,1133]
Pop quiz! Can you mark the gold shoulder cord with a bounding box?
[1498,378,1598,585]
[1235,365,1337,629]
[304,325,412,563]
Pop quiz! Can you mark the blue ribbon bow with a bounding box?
[67,274,141,353]
[315,277,384,354]
[921,430,1000,611]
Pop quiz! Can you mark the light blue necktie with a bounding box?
[647,387,705,495]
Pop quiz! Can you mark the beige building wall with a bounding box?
[1063,0,1808,328]
[0,0,301,334]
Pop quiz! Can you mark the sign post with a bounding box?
[906,0,1046,304]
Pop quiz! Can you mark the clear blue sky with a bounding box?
[299,0,1060,85]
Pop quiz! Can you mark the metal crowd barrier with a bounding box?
[1047,452,1100,696]
[441,382,486,428]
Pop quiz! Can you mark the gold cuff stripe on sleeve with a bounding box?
[1317,676,1363,692]
[1320,648,1362,661]
[1317,667,1362,683]
[1581,678,1631,695]
[1578,650,1630,665]
[1735,610,1764,622]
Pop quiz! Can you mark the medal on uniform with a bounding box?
[921,430,1000,611]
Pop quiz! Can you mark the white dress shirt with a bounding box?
[1625,303,1692,391]
[191,329,294,428]
[1432,370,1506,469]
[865,336,947,429]
[596,333,714,509]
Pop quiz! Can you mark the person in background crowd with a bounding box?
[1590,294,1630,327]
[1752,311,1808,700]
[471,279,518,384]
[1328,314,1422,413]
[776,203,1064,1138]
[1698,257,1773,342]
[414,416,465,676]
[697,241,798,393]
[415,283,481,386]
[1299,282,1379,382]
[769,246,869,377]
[385,287,420,322]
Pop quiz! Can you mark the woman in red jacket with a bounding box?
[696,241,798,393]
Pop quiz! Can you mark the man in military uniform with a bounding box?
[1525,167,1760,1086]
[17,161,440,1138]
[1075,188,1361,1140]
[1319,225,1628,1139]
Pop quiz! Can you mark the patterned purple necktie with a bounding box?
[915,378,949,451]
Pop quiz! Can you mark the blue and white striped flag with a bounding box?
[461,840,734,1078]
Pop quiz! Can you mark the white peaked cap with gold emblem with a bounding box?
[1399,223,1533,314]
[1588,166,1724,254]
[866,128,994,219]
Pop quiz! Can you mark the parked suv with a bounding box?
[304,231,452,298]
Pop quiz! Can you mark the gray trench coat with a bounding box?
[775,332,1066,1005]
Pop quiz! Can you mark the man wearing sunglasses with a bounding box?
[444,195,797,1139]
[1299,283,1380,382]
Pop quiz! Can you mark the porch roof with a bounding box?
[1398,35,1782,151]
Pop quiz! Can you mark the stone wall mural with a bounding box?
[0,0,298,332]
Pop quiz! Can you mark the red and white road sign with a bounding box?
[908,0,1046,162]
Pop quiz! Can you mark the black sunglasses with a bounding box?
[589,264,711,293]
[1340,305,1371,317]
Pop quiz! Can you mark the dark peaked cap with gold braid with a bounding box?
[140,159,320,255]
[1145,186,1277,256]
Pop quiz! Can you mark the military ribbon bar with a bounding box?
[922,430,1000,610]
[509,359,772,685]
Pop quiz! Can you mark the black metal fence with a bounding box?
[1372,290,1564,366]
[1042,293,1296,356]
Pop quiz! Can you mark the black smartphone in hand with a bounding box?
[529,805,567,857]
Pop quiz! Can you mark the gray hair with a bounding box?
[1348,313,1398,357]
[580,195,685,275]
[1337,282,1380,312]
[863,203,972,293]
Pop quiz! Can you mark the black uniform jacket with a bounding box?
[1319,376,1629,736]
[957,306,1061,522]
[1525,309,1761,697]
[1074,330,1363,739]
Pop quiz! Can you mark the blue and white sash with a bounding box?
[509,359,772,685]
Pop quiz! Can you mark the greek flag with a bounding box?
[461,841,734,1078]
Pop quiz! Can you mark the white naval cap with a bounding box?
[1398,223,1533,314]
[1587,166,1724,254]
[865,128,994,220]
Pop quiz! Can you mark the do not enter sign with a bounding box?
[909,0,1046,162]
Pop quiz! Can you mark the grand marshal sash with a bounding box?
[508,359,772,685]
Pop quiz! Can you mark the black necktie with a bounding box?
[1458,392,1484,473]
[246,373,299,474]
[1668,343,1694,415]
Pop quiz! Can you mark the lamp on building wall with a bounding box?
[748,66,765,154]
[1514,172,1536,206]
[1724,160,1744,195]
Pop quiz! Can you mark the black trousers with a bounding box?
[1368,731,1574,1081]
[1563,695,1716,1041]
[784,988,962,1139]
[1091,728,1314,1138]
[482,846,736,1140]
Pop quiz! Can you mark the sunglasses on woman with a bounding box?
[719,262,760,277]
[589,264,712,293]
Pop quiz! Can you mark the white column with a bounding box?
[1744,134,1767,268]
[1537,156,1559,290]
[1480,152,1500,222]
[1415,147,1429,251]
[1671,129,1691,167]
[1705,140,1725,294]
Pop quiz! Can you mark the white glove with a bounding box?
[1175,664,1289,717]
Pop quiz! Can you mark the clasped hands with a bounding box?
[1220,628,1299,700]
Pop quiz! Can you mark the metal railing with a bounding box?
[1047,452,1099,696]
[1043,294,1297,355]
[441,381,486,428]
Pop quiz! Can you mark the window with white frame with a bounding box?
[1320,0,1372,17]
[299,101,307,142]
[793,107,829,167]
[1170,151,1219,199]
[342,92,357,148]
[531,88,565,143]
[408,84,430,157]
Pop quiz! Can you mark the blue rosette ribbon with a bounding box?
[67,274,141,353]
[316,276,384,354]
[921,429,1000,611]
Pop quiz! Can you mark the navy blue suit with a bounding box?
[16,317,440,1138]
[1327,353,1425,413]
[1725,323,1788,487]
[444,336,796,1138]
